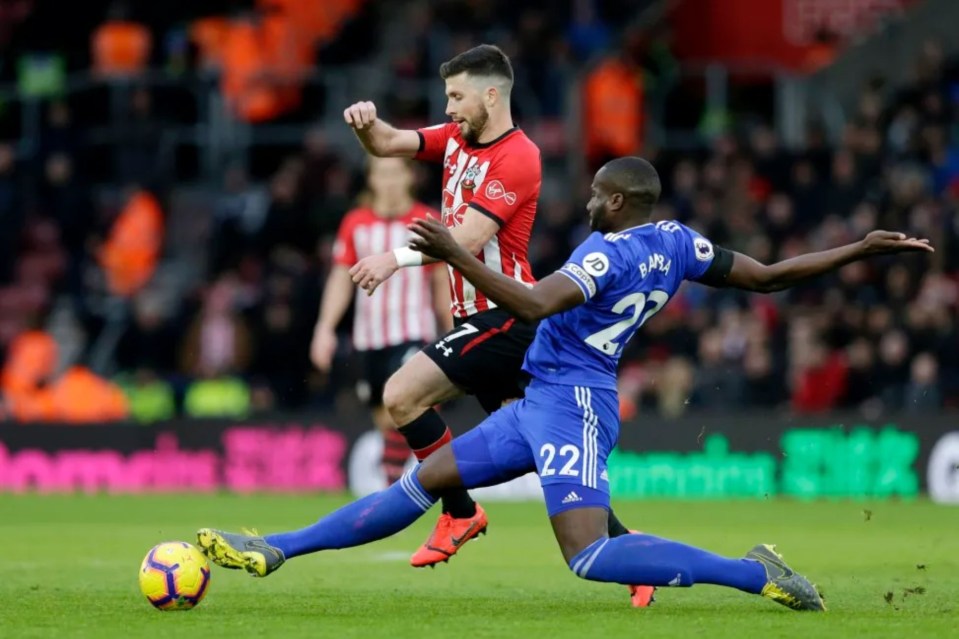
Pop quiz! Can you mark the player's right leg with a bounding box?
[364,342,423,485]
[196,404,534,578]
[523,381,824,612]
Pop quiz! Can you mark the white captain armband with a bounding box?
[393,246,424,267]
[560,263,598,300]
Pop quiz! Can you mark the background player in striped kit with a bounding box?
[311,156,451,485]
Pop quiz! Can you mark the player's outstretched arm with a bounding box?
[722,231,932,293]
[343,101,420,157]
[409,218,584,322]
[350,209,501,295]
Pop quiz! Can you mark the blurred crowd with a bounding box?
[612,40,959,418]
[0,0,956,422]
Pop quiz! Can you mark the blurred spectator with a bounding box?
[0,143,23,284]
[47,365,129,423]
[183,376,250,418]
[823,150,863,218]
[41,153,93,267]
[115,87,163,187]
[92,2,152,78]
[1,329,128,422]
[742,344,783,408]
[179,277,253,378]
[37,101,79,165]
[115,292,178,374]
[258,161,311,254]
[843,338,877,409]
[904,352,941,413]
[690,328,744,408]
[97,188,164,297]
[790,329,847,414]
[252,270,312,407]
[567,0,610,62]
[877,329,911,410]
[117,369,176,423]
[582,47,643,171]
[210,166,271,273]
[655,356,694,417]
[750,125,790,192]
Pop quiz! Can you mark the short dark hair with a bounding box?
[601,157,662,209]
[439,44,513,86]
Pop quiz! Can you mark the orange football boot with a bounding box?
[410,504,488,567]
[628,530,656,607]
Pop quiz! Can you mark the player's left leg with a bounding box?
[196,402,535,578]
[370,342,424,485]
[554,507,824,611]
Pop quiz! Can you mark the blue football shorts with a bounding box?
[451,378,619,516]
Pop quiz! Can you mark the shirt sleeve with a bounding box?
[467,144,541,227]
[332,212,359,267]
[557,233,620,302]
[676,223,719,281]
[415,123,456,163]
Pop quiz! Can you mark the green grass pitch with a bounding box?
[0,494,956,638]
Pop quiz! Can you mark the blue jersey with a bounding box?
[522,221,717,390]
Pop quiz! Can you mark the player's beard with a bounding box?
[588,204,608,232]
[461,106,490,145]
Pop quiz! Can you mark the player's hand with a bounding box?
[860,231,934,255]
[349,252,398,295]
[409,217,461,261]
[310,326,337,372]
[343,101,377,131]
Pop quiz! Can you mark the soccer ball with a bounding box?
[139,541,211,611]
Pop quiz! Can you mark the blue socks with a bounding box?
[569,533,767,593]
[265,469,437,559]
[262,465,765,598]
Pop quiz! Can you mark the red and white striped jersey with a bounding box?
[333,203,440,351]
[416,123,540,318]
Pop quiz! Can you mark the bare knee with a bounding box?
[382,353,462,427]
[382,374,420,426]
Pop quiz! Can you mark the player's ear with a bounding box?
[609,192,624,211]
[485,86,497,107]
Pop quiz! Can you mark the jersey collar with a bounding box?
[616,223,653,234]
[468,126,519,149]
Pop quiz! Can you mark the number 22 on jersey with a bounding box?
[584,290,670,356]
